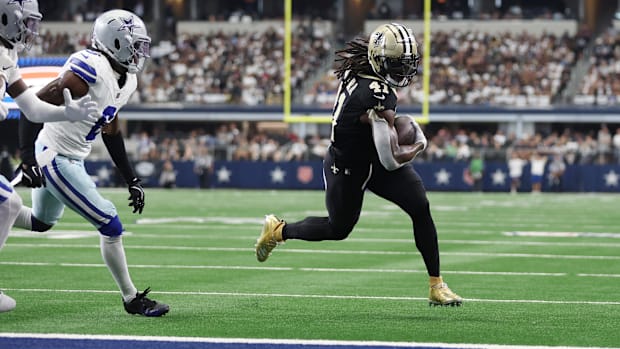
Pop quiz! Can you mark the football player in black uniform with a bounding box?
[255,23,462,306]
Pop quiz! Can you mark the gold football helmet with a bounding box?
[367,23,419,87]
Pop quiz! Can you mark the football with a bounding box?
[394,115,417,145]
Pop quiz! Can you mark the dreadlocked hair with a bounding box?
[334,36,374,81]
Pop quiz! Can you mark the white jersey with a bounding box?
[508,158,526,178]
[530,157,547,176]
[38,49,137,160]
[0,45,20,88]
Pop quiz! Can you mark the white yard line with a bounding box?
[0,333,617,349]
[10,229,620,248]
[0,261,567,276]
[577,273,620,278]
[6,243,620,260]
[2,288,619,306]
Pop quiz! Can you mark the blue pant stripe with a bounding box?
[50,159,113,220]
[43,165,102,226]
[0,180,12,192]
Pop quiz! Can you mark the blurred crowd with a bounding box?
[72,122,620,169]
[3,121,619,191]
[574,26,620,106]
[29,20,620,107]
[32,21,331,106]
[305,28,591,108]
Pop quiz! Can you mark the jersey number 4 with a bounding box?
[369,81,389,98]
[86,106,117,141]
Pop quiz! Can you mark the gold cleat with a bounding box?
[255,214,285,262]
[429,281,463,307]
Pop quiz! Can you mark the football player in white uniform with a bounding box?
[15,9,169,317]
[0,0,99,313]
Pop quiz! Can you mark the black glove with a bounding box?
[20,162,46,188]
[127,177,145,214]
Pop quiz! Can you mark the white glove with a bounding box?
[62,88,99,123]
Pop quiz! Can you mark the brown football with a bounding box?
[395,116,416,145]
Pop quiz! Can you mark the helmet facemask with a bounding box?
[0,0,42,52]
[119,33,150,74]
[16,12,41,51]
[376,54,419,87]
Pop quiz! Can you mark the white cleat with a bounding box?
[0,291,16,313]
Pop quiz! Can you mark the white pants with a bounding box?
[32,143,122,236]
[0,175,22,250]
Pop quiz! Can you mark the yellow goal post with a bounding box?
[282,0,431,125]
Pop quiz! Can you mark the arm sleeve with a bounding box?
[102,131,137,184]
[370,111,405,171]
[18,112,44,165]
[13,88,74,123]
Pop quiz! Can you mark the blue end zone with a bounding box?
[0,335,479,349]
[0,334,615,349]
[0,338,457,349]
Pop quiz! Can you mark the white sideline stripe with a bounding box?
[47,223,503,235]
[0,261,567,277]
[2,288,620,306]
[577,273,620,278]
[136,217,263,224]
[353,238,620,248]
[0,334,617,349]
[11,230,620,248]
[299,268,566,277]
[6,243,620,260]
[133,215,617,230]
[504,231,620,238]
[0,261,293,271]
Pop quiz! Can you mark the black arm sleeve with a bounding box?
[18,112,44,165]
[102,131,136,184]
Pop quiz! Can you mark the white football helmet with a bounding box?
[0,0,42,52]
[91,9,151,74]
[367,23,419,87]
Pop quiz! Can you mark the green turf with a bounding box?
[1,189,619,347]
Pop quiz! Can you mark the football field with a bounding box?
[1,188,619,348]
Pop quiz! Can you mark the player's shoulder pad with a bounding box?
[66,49,103,85]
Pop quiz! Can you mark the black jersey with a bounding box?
[330,71,397,164]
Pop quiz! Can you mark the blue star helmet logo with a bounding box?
[117,16,139,33]
[8,0,31,9]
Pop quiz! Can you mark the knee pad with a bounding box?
[31,217,53,232]
[98,216,123,237]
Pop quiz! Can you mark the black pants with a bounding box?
[283,147,440,276]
